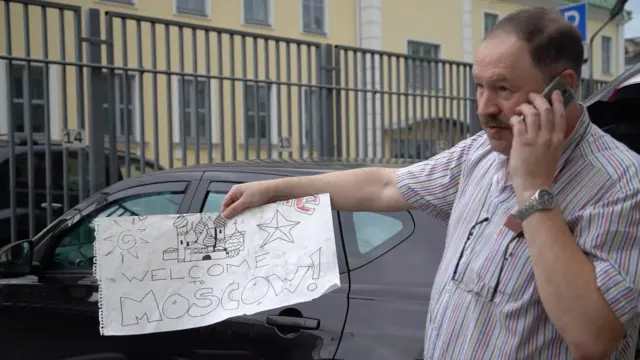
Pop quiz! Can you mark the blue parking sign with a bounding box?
[558,2,588,42]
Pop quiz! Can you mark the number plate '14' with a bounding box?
[62,128,86,148]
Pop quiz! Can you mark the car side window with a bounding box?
[339,211,414,270]
[49,191,186,271]
[201,191,226,213]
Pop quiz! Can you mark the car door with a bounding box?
[334,209,448,360]
[182,171,350,360]
[0,179,199,360]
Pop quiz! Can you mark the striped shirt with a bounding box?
[396,107,640,359]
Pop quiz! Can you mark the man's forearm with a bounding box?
[263,167,410,212]
[522,208,624,359]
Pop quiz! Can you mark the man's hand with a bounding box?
[508,90,568,205]
[221,182,272,219]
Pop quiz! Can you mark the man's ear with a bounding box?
[559,69,580,91]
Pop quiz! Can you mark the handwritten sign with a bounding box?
[92,193,340,336]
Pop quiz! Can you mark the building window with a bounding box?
[302,0,326,34]
[244,0,270,26]
[9,63,46,134]
[244,83,269,142]
[102,72,136,139]
[483,12,499,39]
[602,35,612,75]
[406,40,441,92]
[177,77,210,142]
[176,0,208,17]
[302,87,321,146]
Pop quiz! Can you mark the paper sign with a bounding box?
[92,193,340,336]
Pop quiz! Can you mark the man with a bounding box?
[220,7,640,359]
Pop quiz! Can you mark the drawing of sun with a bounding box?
[103,229,149,264]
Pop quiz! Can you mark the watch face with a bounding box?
[536,189,555,209]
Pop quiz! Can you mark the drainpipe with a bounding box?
[588,0,628,95]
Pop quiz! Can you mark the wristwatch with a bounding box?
[513,189,556,222]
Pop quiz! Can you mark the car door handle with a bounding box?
[265,315,320,330]
[41,202,63,210]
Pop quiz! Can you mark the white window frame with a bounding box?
[171,75,217,145]
[601,35,613,75]
[241,0,274,27]
[173,0,211,19]
[300,0,328,35]
[405,38,443,92]
[0,60,61,141]
[301,86,321,147]
[482,10,500,39]
[241,81,278,145]
[101,70,141,143]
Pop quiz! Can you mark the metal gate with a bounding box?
[0,0,609,244]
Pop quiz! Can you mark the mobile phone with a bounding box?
[541,76,576,109]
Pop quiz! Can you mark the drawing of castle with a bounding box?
[162,214,246,262]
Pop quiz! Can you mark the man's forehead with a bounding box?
[473,34,534,82]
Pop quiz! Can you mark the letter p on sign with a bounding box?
[564,10,580,26]
[557,2,587,42]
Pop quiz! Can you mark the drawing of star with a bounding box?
[257,210,300,248]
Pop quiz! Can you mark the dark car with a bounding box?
[0,137,165,247]
[585,63,640,153]
[0,158,445,360]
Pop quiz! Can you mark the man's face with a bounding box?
[472,32,548,156]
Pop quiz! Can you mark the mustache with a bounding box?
[480,116,511,128]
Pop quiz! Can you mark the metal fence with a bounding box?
[0,0,610,244]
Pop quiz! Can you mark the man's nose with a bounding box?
[476,91,499,117]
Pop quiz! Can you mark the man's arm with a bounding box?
[221,134,482,219]
[262,166,413,212]
[521,190,640,360]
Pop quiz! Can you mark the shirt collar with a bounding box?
[501,103,591,186]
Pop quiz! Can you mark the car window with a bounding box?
[340,211,414,270]
[352,212,404,253]
[201,191,227,213]
[49,191,185,271]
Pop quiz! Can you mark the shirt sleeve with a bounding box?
[574,189,640,327]
[395,133,482,223]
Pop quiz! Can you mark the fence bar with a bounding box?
[41,5,53,225]
[105,12,119,185]
[136,19,146,173]
[150,22,160,170]
[23,3,36,240]
[59,7,69,212]
[85,8,106,194]
[5,0,16,243]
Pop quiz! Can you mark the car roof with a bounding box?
[585,63,640,106]
[134,157,422,178]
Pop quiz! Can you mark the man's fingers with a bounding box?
[517,102,541,139]
[220,194,235,212]
[222,199,245,220]
[529,92,555,137]
[551,90,567,141]
[509,115,527,139]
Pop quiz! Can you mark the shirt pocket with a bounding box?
[484,229,536,303]
[452,224,532,302]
